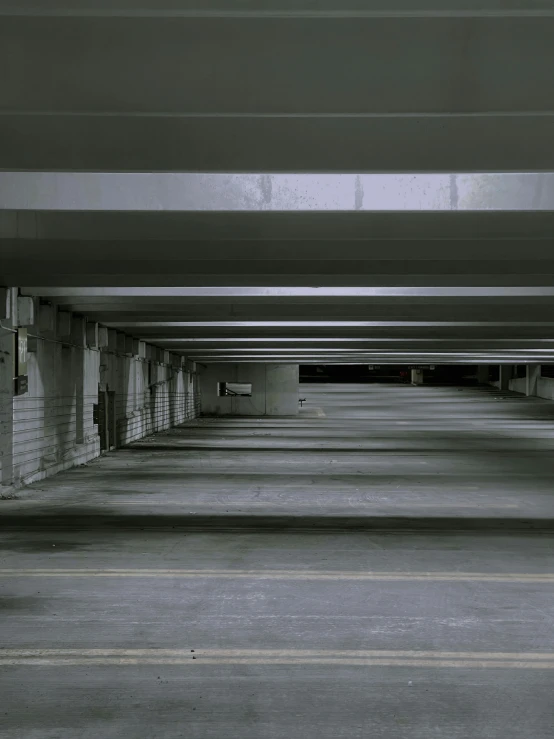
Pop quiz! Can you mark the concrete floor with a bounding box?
[1,384,554,738]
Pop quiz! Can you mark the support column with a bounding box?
[477,365,489,384]
[0,288,15,485]
[411,369,424,385]
[499,364,512,392]
[526,364,540,397]
[71,315,86,444]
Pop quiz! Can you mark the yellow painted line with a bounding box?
[402,503,519,508]
[1,659,554,668]
[0,569,553,582]
[1,649,554,668]
[2,649,553,658]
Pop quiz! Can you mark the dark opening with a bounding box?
[218,382,253,397]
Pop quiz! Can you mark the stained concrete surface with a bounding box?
[1,384,554,738]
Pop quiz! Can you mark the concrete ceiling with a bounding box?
[2,1,554,172]
[2,0,554,364]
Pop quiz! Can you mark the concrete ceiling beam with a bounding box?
[105,328,554,341]
[3,17,552,115]
[5,210,554,241]
[145,343,554,353]
[2,115,554,172]
[8,259,554,273]
[5,239,554,261]
[29,295,554,308]
[12,274,554,288]
[7,261,554,282]
[104,321,554,329]
[188,354,554,363]
[2,1,551,18]
[48,304,554,319]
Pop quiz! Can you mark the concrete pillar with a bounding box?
[71,316,86,444]
[57,310,72,339]
[0,289,16,485]
[86,321,99,349]
[499,364,512,391]
[477,365,489,384]
[107,329,117,353]
[17,297,38,354]
[0,288,10,321]
[16,296,36,327]
[116,332,126,354]
[526,364,540,397]
[38,302,56,335]
[124,336,140,357]
[97,327,108,350]
[411,369,424,385]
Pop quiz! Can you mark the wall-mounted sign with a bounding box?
[18,328,28,375]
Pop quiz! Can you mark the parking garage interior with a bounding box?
[2,2,554,738]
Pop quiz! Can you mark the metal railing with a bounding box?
[11,391,201,476]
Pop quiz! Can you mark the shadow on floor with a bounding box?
[2,508,554,533]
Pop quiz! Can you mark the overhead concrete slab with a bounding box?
[4,210,554,240]
[5,239,554,261]
[3,17,553,115]
[2,4,554,172]
[2,1,554,17]
[3,114,554,172]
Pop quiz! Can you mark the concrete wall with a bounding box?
[510,375,554,399]
[0,288,17,486]
[489,365,553,400]
[508,377,527,395]
[12,329,100,486]
[200,364,299,416]
[100,347,198,447]
[266,365,300,415]
[537,377,554,400]
[2,291,200,489]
